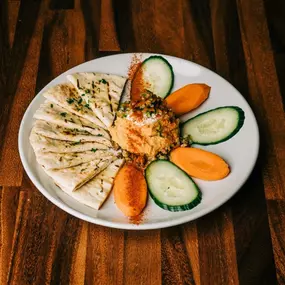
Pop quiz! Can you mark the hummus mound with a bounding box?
[110,92,180,158]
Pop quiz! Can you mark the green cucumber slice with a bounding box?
[182,106,245,145]
[133,55,174,99]
[145,160,202,212]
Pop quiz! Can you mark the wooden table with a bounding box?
[0,0,284,284]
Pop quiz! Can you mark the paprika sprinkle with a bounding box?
[127,54,150,102]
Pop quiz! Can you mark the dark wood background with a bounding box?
[0,0,284,284]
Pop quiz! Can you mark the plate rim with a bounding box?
[18,52,260,230]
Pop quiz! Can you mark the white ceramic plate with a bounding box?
[18,53,259,230]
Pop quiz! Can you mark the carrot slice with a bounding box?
[165,83,210,115]
[113,163,147,217]
[170,147,230,181]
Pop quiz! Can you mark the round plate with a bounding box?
[18,53,259,230]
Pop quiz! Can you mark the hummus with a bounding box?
[110,92,180,158]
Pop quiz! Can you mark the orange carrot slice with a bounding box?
[165,83,210,115]
[113,163,147,217]
[170,147,230,181]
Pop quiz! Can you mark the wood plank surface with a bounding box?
[0,0,284,284]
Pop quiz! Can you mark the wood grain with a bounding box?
[0,187,20,285]
[0,0,284,284]
[161,227,194,285]
[124,230,161,285]
[0,0,47,186]
[99,0,120,51]
[85,225,124,285]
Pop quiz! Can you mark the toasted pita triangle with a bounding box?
[34,100,110,138]
[67,73,127,128]
[44,156,115,192]
[33,120,112,147]
[30,130,110,153]
[62,159,124,209]
[36,149,120,170]
[42,83,106,129]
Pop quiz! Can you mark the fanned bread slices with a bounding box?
[34,101,110,138]
[61,159,124,210]
[67,73,127,128]
[30,72,126,210]
[44,157,115,192]
[33,120,112,146]
[30,131,110,153]
[42,83,106,129]
[35,149,121,170]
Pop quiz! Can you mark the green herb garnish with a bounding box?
[156,123,163,137]
[78,98,83,104]
[92,81,95,89]
[71,141,81,145]
[66,98,74,104]
[145,111,153,118]
[60,112,67,117]
[99,79,107,84]
[50,104,53,108]
[84,103,90,109]
[97,134,103,137]
[85,89,90,93]
[91,148,97,152]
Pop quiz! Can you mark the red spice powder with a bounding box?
[128,53,143,80]
[129,211,145,225]
[127,54,151,102]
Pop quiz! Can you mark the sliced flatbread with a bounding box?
[67,73,127,128]
[34,101,110,139]
[33,120,112,146]
[30,131,110,153]
[44,157,115,192]
[63,159,124,210]
[99,73,128,112]
[42,83,106,129]
[36,149,120,170]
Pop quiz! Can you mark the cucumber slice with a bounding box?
[133,56,174,99]
[182,106,245,145]
[145,160,202,212]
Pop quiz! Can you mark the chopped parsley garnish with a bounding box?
[81,93,85,96]
[66,98,74,104]
[50,104,53,108]
[71,141,81,145]
[156,123,163,137]
[84,103,90,109]
[60,112,67,117]
[91,148,97,152]
[78,98,83,104]
[97,134,103,137]
[99,79,107,84]
[92,81,95,89]
[145,111,151,117]
[85,89,90,93]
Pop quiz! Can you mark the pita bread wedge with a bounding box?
[42,83,106,129]
[36,149,120,170]
[67,73,127,128]
[44,156,115,192]
[97,73,127,113]
[63,159,124,210]
[33,120,112,146]
[34,101,110,139]
[30,131,110,153]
